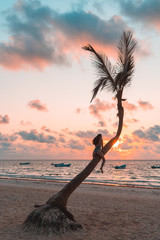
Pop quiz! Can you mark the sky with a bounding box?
[0,0,160,160]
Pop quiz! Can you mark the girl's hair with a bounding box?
[92,134,102,145]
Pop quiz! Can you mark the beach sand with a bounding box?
[0,178,160,240]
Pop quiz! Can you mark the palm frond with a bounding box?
[90,77,109,102]
[115,31,137,91]
[83,44,115,102]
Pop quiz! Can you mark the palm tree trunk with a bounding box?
[46,92,124,209]
[23,93,124,234]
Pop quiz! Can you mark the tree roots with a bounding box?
[23,204,82,234]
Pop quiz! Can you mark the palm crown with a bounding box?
[83,31,137,102]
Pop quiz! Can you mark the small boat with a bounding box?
[19,162,30,165]
[115,164,126,169]
[51,162,64,166]
[151,165,160,169]
[54,163,71,167]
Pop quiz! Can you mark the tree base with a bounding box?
[23,204,83,234]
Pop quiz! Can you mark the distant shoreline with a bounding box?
[0,176,160,190]
[0,159,160,161]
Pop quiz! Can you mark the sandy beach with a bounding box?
[0,178,160,240]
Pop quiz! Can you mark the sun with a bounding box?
[113,140,120,148]
[103,138,123,149]
[113,138,124,148]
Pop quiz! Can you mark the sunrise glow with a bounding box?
[0,0,159,160]
[113,140,120,148]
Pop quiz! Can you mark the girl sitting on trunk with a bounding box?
[92,134,106,173]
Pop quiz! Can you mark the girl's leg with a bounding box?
[100,159,105,173]
[97,151,105,173]
[97,150,105,161]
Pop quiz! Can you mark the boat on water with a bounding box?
[51,162,64,166]
[19,162,30,165]
[52,163,71,167]
[151,165,160,169]
[115,164,126,169]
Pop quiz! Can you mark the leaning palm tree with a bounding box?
[23,31,137,234]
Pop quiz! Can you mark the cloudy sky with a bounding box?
[0,0,160,160]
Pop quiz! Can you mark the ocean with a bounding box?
[0,159,160,188]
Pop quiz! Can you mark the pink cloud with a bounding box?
[126,118,139,123]
[64,139,85,150]
[20,120,32,126]
[0,115,9,124]
[17,129,56,143]
[0,49,53,71]
[97,121,106,127]
[41,126,51,132]
[89,98,115,119]
[61,128,72,135]
[123,99,153,113]
[28,99,48,112]
[154,21,160,31]
[138,100,153,110]
[119,0,160,32]
[123,101,137,111]
[0,1,132,70]
[75,108,81,114]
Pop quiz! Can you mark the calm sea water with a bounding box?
[0,159,160,188]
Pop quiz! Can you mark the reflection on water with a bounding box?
[0,159,160,188]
